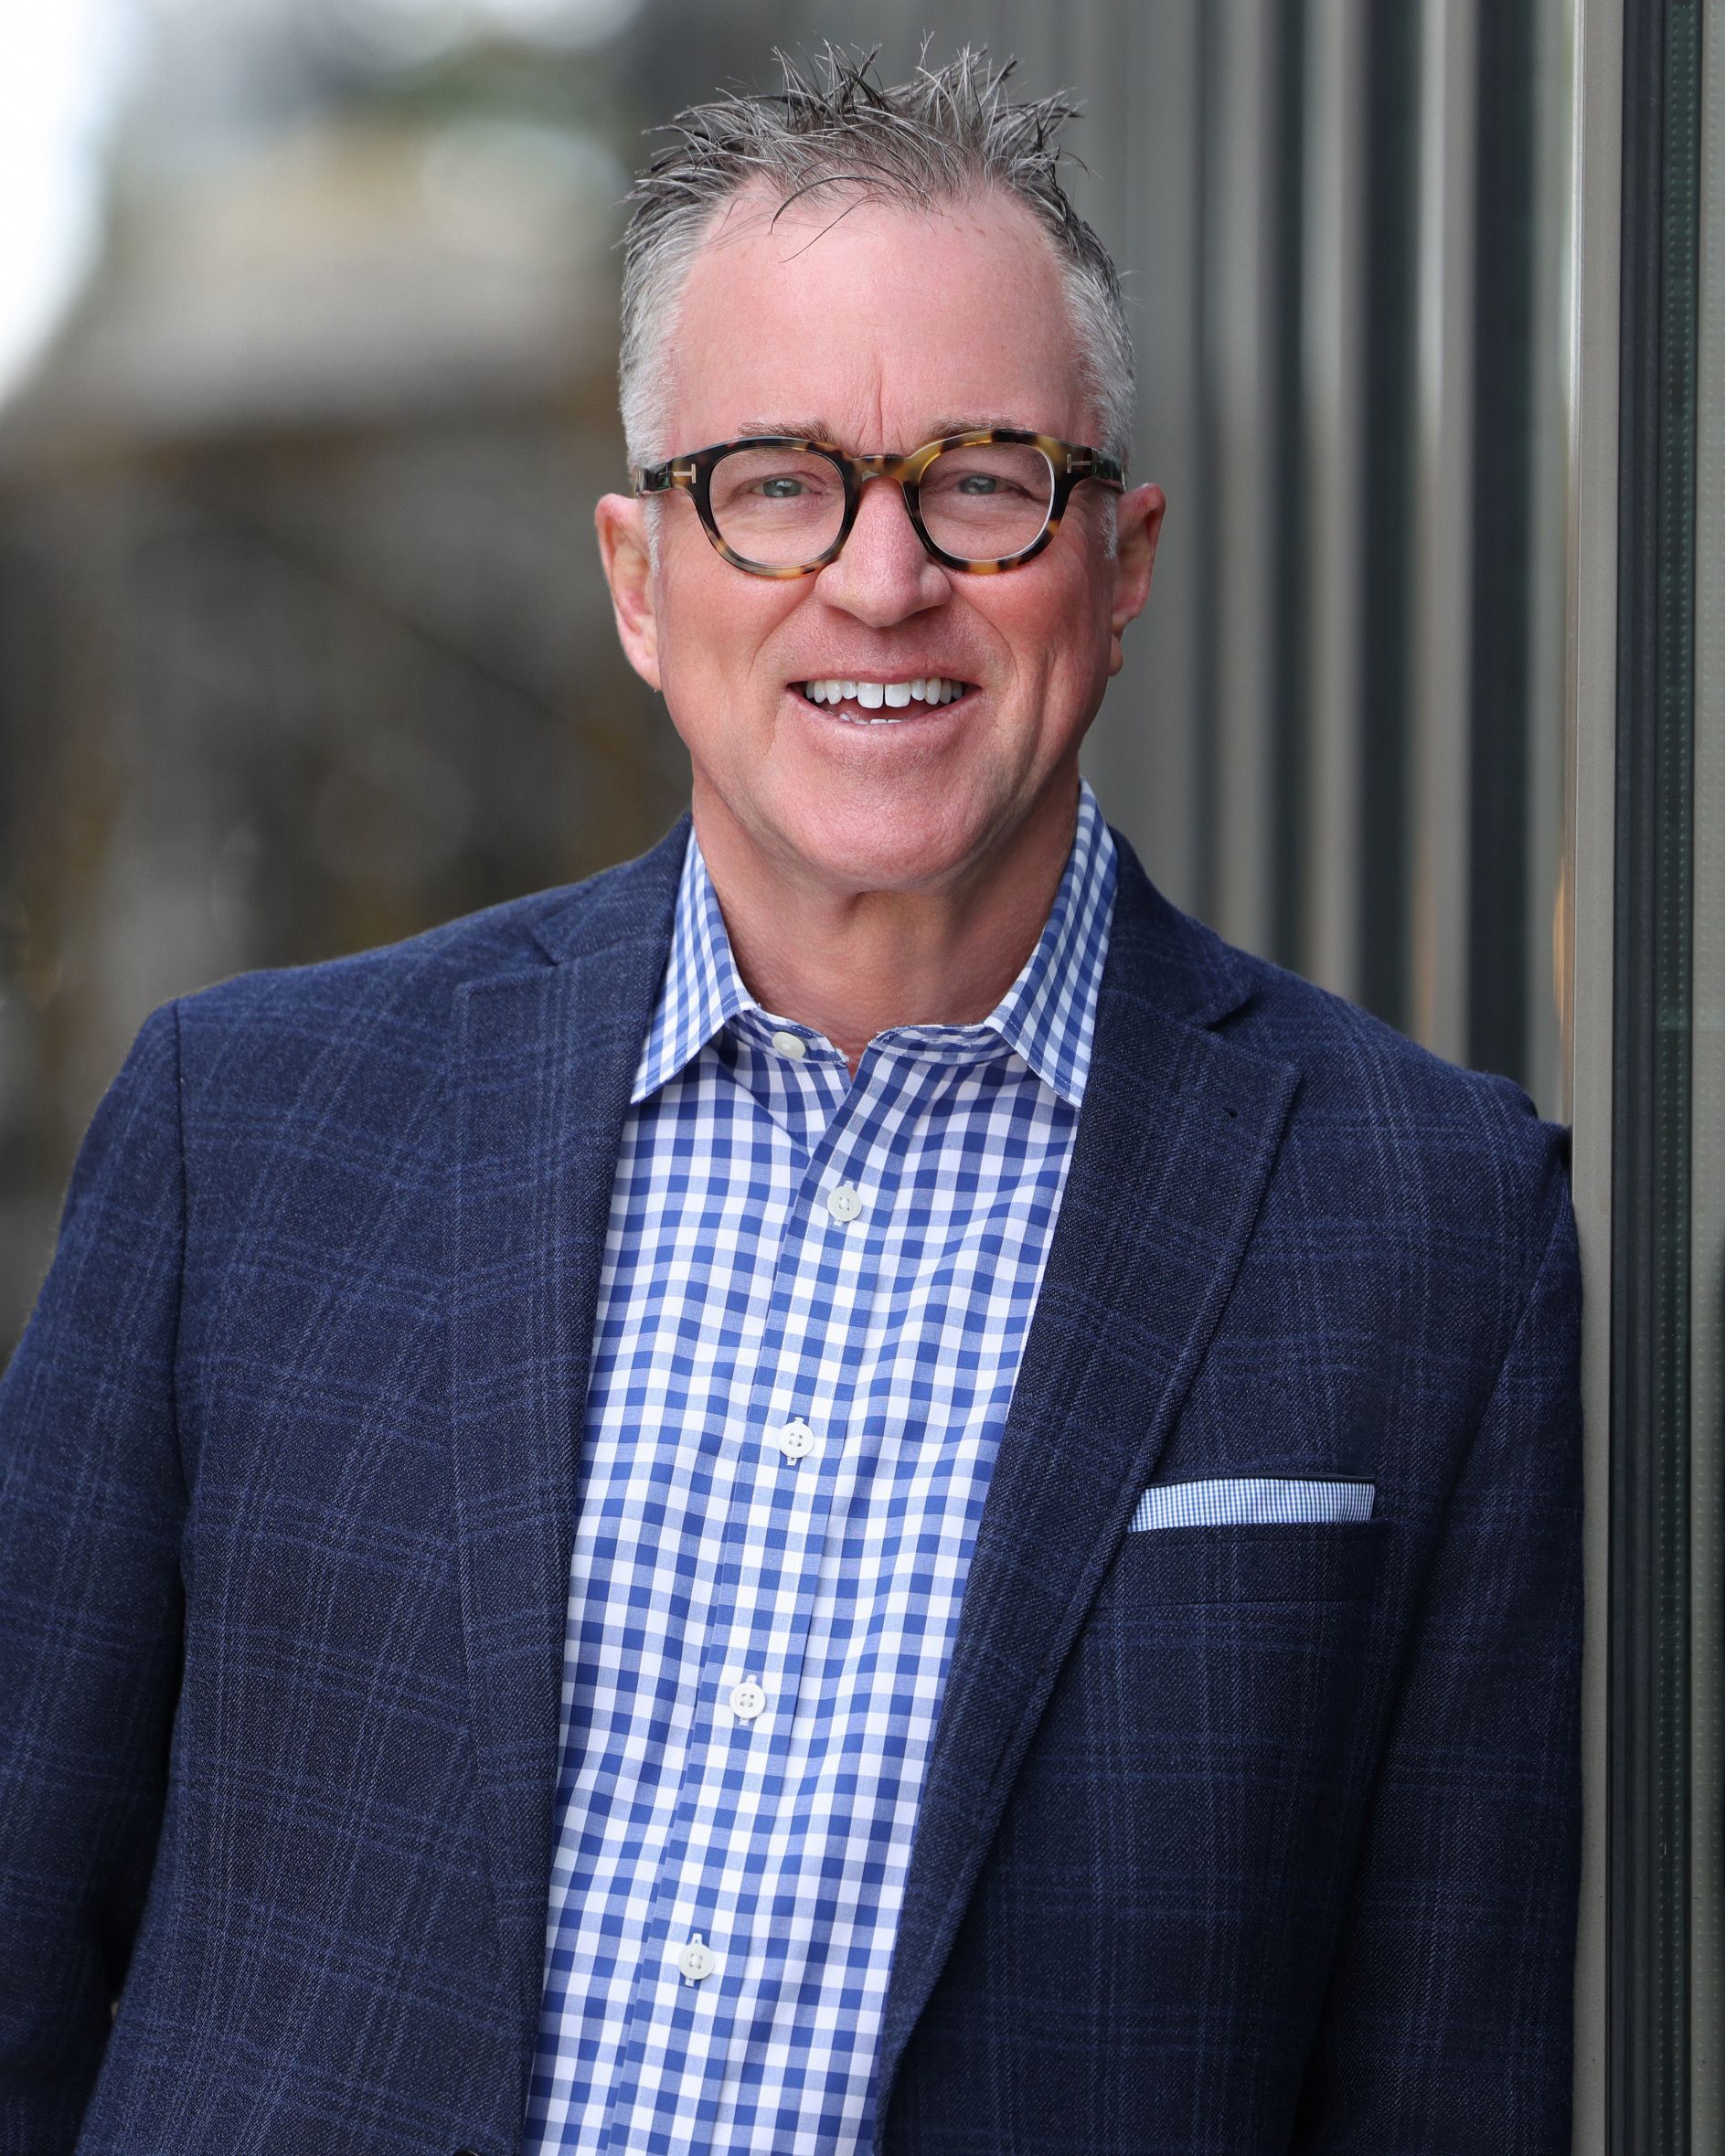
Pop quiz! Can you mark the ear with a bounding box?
[1106,482,1165,676]
[595,493,662,691]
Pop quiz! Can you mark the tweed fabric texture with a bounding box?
[0,813,1581,2156]
[526,789,1113,2154]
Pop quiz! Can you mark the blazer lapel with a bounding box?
[875,844,1300,2122]
[449,823,687,2048]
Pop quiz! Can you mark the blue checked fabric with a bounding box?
[522,784,1117,2154]
[1127,1477,1376,1532]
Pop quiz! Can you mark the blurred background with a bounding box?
[0,0,1577,1353]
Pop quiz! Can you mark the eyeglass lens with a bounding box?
[707,443,1056,568]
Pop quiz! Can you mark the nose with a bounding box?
[814,474,950,626]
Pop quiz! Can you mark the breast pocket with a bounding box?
[1006,1511,1392,2034]
[1071,1518,1389,1867]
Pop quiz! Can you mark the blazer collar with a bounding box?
[1102,827,1256,1031]
[527,811,691,970]
[449,816,688,2076]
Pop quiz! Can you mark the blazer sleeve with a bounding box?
[0,1005,188,2155]
[1293,1138,1584,2155]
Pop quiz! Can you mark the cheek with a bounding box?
[655,577,794,712]
[990,572,1105,692]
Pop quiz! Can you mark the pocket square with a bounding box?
[1127,1477,1376,1532]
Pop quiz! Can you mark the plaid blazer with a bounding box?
[0,819,1582,2156]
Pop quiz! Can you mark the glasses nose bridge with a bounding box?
[845,458,928,547]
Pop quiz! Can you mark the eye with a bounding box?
[954,473,1000,495]
[756,474,807,498]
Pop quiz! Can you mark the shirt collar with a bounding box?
[984,778,1116,1103]
[632,779,1117,1109]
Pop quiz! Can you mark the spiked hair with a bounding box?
[617,45,1136,471]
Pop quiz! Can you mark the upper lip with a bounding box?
[793,669,975,684]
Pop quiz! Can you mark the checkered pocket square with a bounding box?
[1127,1477,1376,1532]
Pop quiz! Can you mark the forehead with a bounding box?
[662,185,1090,450]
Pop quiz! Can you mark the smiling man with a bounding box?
[598,173,1156,1072]
[0,48,1581,2156]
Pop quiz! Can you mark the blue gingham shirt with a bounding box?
[522,782,1116,2155]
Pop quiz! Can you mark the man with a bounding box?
[0,48,1580,2156]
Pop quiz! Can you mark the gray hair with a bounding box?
[618,45,1136,472]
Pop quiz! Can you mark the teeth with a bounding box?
[802,676,969,707]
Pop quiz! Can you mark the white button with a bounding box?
[825,1183,863,1223]
[774,1418,817,1462]
[729,1676,766,1722]
[771,1029,807,1060]
[676,1934,716,1982]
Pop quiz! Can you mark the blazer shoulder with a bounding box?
[1218,937,1569,1238]
[1230,935,1552,1113]
[154,819,688,1119]
[1109,834,1559,1157]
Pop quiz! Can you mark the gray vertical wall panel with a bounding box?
[1080,2,1207,913]
[1524,0,1578,1120]
[1409,0,1478,1063]
[1208,0,1281,956]
[1692,25,1725,2117]
[1302,0,1368,1004]
[1567,0,1623,2126]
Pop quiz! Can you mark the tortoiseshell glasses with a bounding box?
[631,430,1126,577]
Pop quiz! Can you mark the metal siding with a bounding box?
[1301,0,1368,1004]
[1080,0,1208,914]
[1409,0,1478,1065]
[1208,0,1281,957]
[1567,0,1624,2136]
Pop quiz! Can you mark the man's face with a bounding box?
[598,186,1162,902]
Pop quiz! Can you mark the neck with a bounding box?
[691,779,1081,1076]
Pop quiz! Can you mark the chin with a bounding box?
[777,795,999,896]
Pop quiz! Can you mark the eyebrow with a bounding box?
[735,415,1028,446]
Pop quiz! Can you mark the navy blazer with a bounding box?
[0,819,1581,2156]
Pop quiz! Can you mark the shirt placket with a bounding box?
[602,1046,921,2153]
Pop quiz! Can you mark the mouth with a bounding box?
[794,674,975,724]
